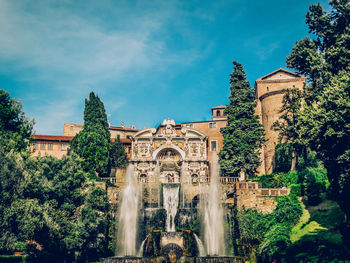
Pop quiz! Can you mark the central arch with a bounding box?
[152,144,185,161]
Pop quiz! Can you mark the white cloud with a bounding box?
[0,0,209,134]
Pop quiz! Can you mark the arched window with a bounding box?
[140,174,147,183]
[191,174,199,185]
[216,110,221,116]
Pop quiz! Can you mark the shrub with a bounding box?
[289,184,301,197]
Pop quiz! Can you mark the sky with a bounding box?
[1,0,330,135]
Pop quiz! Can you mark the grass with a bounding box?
[288,197,348,262]
[290,197,344,245]
[290,198,327,243]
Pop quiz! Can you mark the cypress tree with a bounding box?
[70,92,111,177]
[218,61,265,178]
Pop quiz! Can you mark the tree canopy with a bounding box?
[70,92,112,177]
[286,0,350,226]
[0,89,34,152]
[219,61,265,177]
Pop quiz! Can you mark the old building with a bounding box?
[30,68,305,176]
[254,68,306,174]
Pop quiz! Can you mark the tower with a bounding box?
[255,68,306,175]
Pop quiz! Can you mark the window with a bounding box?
[33,143,38,150]
[140,174,147,183]
[185,124,193,128]
[210,140,217,152]
[216,110,221,116]
[40,143,46,150]
[267,86,269,91]
[61,144,67,150]
[48,143,53,150]
[191,174,199,185]
[209,122,217,128]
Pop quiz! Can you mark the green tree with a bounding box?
[110,135,128,168]
[259,224,291,262]
[286,0,350,234]
[274,143,293,173]
[219,61,265,178]
[0,89,34,152]
[272,87,303,171]
[237,209,271,261]
[70,92,111,177]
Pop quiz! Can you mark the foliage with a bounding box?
[304,172,323,206]
[110,135,128,168]
[273,195,303,226]
[274,143,319,173]
[149,209,166,231]
[0,89,33,152]
[274,143,293,173]
[259,224,291,261]
[272,87,303,171]
[70,92,111,177]
[286,0,350,237]
[289,184,302,197]
[219,61,265,177]
[0,153,110,262]
[236,195,302,261]
[255,171,299,188]
[289,199,349,262]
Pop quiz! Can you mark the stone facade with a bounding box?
[254,68,306,174]
[30,68,305,176]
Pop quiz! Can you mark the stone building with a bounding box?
[254,68,306,174]
[29,68,305,212]
[30,68,305,176]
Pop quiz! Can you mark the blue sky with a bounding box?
[1,0,330,135]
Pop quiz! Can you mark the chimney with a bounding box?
[121,122,125,128]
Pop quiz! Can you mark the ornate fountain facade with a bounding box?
[105,119,290,263]
[131,119,209,207]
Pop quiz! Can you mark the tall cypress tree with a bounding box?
[219,62,265,178]
[70,92,111,177]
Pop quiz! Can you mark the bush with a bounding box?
[273,195,303,226]
[290,184,301,197]
[256,171,299,188]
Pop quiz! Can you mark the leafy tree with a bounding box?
[286,0,350,236]
[237,209,271,261]
[219,61,265,177]
[274,143,293,173]
[70,92,111,177]
[272,87,303,171]
[304,172,323,206]
[0,89,33,152]
[259,224,291,262]
[273,195,303,226]
[110,135,128,168]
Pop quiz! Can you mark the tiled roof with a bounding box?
[33,134,132,144]
[33,135,73,141]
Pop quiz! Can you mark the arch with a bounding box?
[191,174,199,185]
[133,128,156,138]
[140,173,147,183]
[152,144,185,160]
[182,128,207,139]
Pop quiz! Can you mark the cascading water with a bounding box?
[116,164,140,256]
[201,153,225,256]
[194,233,205,256]
[163,184,179,232]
